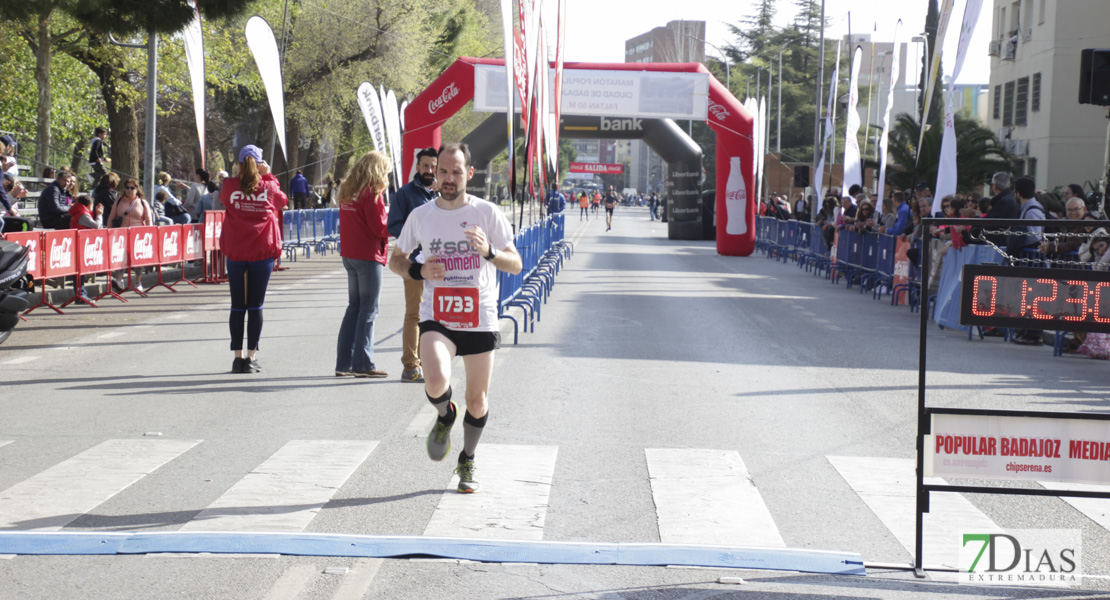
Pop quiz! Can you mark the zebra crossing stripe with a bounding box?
[646,449,785,547]
[0,439,201,531]
[1038,481,1110,530]
[827,455,1003,570]
[423,444,558,540]
[179,440,378,532]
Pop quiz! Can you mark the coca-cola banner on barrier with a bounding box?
[160,225,184,264]
[184,224,204,261]
[43,230,78,278]
[77,229,110,275]
[213,211,224,250]
[128,226,159,268]
[108,228,129,271]
[4,231,42,278]
[204,212,216,250]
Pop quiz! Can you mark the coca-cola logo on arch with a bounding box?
[428,82,460,115]
[708,99,731,122]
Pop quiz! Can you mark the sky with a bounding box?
[559,0,991,86]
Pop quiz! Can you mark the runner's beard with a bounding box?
[440,184,463,202]
[419,172,435,187]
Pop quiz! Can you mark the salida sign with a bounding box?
[569,162,623,174]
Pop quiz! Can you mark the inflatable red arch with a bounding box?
[402,57,755,256]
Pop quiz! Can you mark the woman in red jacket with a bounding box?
[335,151,391,378]
[219,145,288,374]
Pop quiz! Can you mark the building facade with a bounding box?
[986,0,1110,190]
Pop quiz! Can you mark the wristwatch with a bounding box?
[484,246,497,261]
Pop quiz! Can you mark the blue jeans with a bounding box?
[226,258,275,351]
[336,257,383,372]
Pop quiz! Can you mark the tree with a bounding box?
[881,112,1011,193]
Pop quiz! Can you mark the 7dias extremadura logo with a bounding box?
[961,530,1081,587]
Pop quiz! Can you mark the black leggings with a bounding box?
[227,258,275,351]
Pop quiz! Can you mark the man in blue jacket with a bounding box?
[544,183,565,217]
[39,169,74,230]
[880,191,911,236]
[289,170,310,210]
[387,147,439,383]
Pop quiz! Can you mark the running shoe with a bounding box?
[400,368,424,383]
[335,370,354,377]
[232,357,246,373]
[426,402,456,461]
[455,458,479,493]
[353,369,389,378]
[244,358,261,373]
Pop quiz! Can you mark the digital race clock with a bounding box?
[960,264,1110,333]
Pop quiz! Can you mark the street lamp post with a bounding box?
[777,44,789,154]
[680,33,729,90]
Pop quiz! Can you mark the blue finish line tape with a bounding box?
[0,532,865,575]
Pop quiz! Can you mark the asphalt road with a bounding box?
[1,207,1109,600]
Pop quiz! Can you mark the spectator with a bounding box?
[38,169,75,230]
[151,191,174,225]
[835,196,857,229]
[816,197,838,247]
[793,193,808,222]
[649,191,659,221]
[213,170,230,211]
[68,194,103,230]
[544,183,566,216]
[878,197,896,231]
[194,181,218,223]
[1078,215,1108,263]
[290,170,310,210]
[321,177,338,208]
[108,178,153,228]
[1063,183,1085,206]
[1040,198,1089,259]
[92,173,120,224]
[88,126,109,182]
[1,173,32,232]
[42,166,55,179]
[1037,191,1064,219]
[153,172,190,224]
[1,136,19,177]
[849,200,877,233]
[914,181,936,216]
[184,169,209,216]
[881,191,911,236]
[1010,175,1046,346]
[977,196,991,216]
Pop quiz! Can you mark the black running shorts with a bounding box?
[419,320,501,356]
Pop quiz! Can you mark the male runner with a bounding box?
[387,147,439,382]
[603,186,619,231]
[389,142,522,493]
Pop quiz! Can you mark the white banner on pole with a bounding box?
[934,0,984,210]
[244,16,287,161]
[876,22,901,203]
[842,46,863,196]
[384,89,403,189]
[182,2,206,168]
[356,83,388,157]
[757,97,767,205]
[916,0,957,161]
[813,41,841,199]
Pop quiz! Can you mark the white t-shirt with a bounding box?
[396,195,513,332]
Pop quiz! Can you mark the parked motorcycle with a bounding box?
[0,240,31,345]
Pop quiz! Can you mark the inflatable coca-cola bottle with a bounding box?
[725,156,747,235]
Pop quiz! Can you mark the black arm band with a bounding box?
[408,262,424,281]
